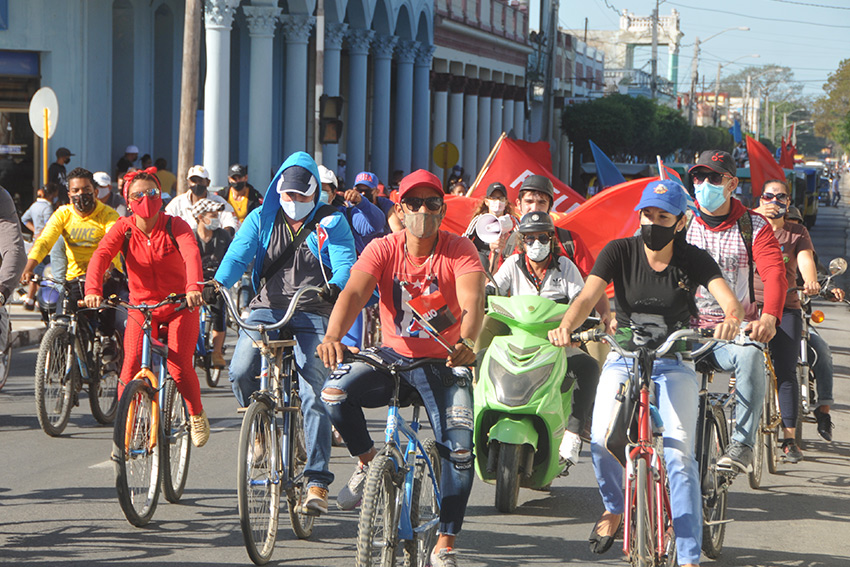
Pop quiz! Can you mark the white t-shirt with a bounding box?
[491,253,585,301]
[165,191,238,232]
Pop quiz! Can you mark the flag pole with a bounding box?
[656,155,666,180]
[467,132,507,197]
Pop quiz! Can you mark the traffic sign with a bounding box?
[432,142,459,170]
[29,87,58,139]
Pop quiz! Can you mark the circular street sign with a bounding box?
[433,141,459,170]
[29,87,59,139]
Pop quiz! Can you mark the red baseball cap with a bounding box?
[398,169,444,200]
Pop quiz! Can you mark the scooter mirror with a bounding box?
[828,258,847,276]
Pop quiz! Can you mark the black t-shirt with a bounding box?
[591,236,723,349]
[196,228,233,279]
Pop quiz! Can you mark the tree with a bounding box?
[813,59,850,153]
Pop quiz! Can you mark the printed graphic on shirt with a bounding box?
[407,289,457,338]
[392,272,441,338]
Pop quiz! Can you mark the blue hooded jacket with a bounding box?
[214,152,356,295]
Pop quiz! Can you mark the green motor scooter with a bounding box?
[473,295,575,513]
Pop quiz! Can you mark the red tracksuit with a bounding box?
[85,214,205,415]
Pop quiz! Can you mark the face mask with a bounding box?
[694,181,727,213]
[770,202,788,219]
[205,217,221,231]
[280,195,313,221]
[318,190,331,205]
[526,240,551,262]
[97,185,110,199]
[129,194,162,219]
[229,181,247,191]
[640,223,679,251]
[403,212,442,239]
[361,189,374,202]
[70,193,95,214]
[189,184,206,197]
[487,199,506,216]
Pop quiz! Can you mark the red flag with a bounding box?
[441,194,480,236]
[779,137,794,169]
[468,137,585,213]
[316,224,328,251]
[746,135,785,201]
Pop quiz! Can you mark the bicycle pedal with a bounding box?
[299,505,322,517]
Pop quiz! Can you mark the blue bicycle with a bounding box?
[345,351,443,567]
[194,303,224,388]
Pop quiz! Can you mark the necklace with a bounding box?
[404,233,438,269]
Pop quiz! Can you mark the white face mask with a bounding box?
[97,185,110,199]
[279,195,313,221]
[487,199,506,216]
[206,217,221,231]
[526,240,551,262]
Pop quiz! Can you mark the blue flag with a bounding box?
[589,140,626,189]
[729,118,742,144]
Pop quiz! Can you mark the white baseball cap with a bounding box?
[125,145,139,154]
[187,165,210,180]
[317,165,337,187]
[93,171,111,187]
[337,153,346,162]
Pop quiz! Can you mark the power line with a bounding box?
[768,0,850,9]
[667,0,850,28]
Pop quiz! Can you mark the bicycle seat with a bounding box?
[151,338,169,360]
[397,384,424,408]
[694,352,721,375]
[157,324,169,340]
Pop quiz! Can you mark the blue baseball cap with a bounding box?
[634,180,688,216]
[354,171,378,190]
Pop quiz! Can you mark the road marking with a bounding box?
[90,460,114,469]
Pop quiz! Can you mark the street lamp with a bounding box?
[714,54,760,126]
[688,26,750,125]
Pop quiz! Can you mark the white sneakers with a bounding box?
[559,431,582,466]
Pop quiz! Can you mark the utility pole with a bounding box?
[743,74,751,131]
[713,62,721,126]
[314,0,324,164]
[540,0,558,147]
[650,0,658,99]
[688,38,700,125]
[177,0,201,195]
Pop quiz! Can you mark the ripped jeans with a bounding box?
[322,347,474,536]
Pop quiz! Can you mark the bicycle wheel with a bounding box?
[34,326,74,436]
[494,442,523,513]
[114,378,161,527]
[748,408,765,489]
[237,401,280,565]
[161,379,192,503]
[356,454,401,567]
[701,407,729,559]
[404,439,441,567]
[0,321,12,391]
[765,381,780,475]
[287,397,315,539]
[89,331,122,424]
[629,457,654,567]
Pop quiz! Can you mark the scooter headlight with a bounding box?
[488,356,555,407]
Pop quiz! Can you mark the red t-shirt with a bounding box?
[353,230,484,358]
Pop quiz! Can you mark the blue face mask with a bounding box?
[279,194,313,221]
[695,181,727,214]
[318,190,330,205]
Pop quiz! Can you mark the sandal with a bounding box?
[588,512,623,554]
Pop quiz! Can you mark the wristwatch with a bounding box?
[457,337,475,350]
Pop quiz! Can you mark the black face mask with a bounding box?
[70,193,96,214]
[640,223,679,251]
[229,181,247,191]
[189,184,206,197]
[361,189,374,202]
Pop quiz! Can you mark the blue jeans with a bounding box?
[321,347,474,536]
[809,330,834,407]
[710,339,766,448]
[590,353,702,565]
[228,308,334,489]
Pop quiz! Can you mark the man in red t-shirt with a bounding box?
[317,169,485,567]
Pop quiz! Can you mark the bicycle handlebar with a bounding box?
[205,280,322,335]
[344,351,447,374]
[571,327,762,360]
[106,293,187,312]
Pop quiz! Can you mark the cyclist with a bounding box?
[20,183,59,310]
[753,181,820,461]
[0,184,27,378]
[21,168,124,357]
[165,165,238,234]
[192,198,232,369]
[216,163,263,228]
[785,205,843,441]
[549,179,743,567]
[684,150,786,473]
[213,151,357,516]
[317,169,485,567]
[486,211,607,466]
[83,168,210,448]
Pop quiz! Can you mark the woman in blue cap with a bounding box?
[549,179,744,567]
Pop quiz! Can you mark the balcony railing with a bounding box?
[436,0,528,42]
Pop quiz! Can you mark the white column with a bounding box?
[392,40,418,177]
[477,81,492,171]
[513,87,525,140]
[490,84,503,146]
[321,22,348,172]
[345,28,374,187]
[447,76,465,169]
[203,0,239,189]
[463,80,479,175]
[243,5,281,192]
[279,14,315,158]
[370,34,397,184]
[412,44,435,172]
[502,85,515,138]
[431,73,449,176]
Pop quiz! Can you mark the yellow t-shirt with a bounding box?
[29,200,121,280]
[155,169,177,194]
[228,191,249,223]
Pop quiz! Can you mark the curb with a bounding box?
[9,325,47,350]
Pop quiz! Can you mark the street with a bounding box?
[2,204,850,566]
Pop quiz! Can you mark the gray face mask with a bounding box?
[403,212,442,239]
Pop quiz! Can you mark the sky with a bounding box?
[552,0,850,100]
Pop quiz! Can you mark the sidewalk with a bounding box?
[6,300,48,350]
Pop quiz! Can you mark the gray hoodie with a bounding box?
[0,187,27,302]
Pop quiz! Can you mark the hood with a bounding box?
[693,196,749,231]
[260,151,323,221]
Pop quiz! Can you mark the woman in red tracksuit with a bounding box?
[84,168,209,447]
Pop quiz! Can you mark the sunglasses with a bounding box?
[691,171,728,185]
[401,196,443,212]
[523,234,552,246]
[128,187,160,201]
[761,192,788,202]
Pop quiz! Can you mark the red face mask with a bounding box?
[130,194,162,219]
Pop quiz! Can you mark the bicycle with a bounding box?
[342,350,443,567]
[33,276,122,436]
[208,281,321,565]
[109,294,192,527]
[574,327,718,567]
[194,303,224,388]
